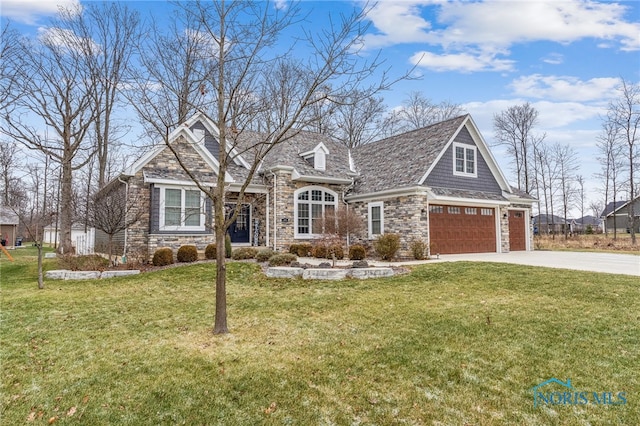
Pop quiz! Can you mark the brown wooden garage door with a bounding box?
[429,205,496,254]
[508,210,526,251]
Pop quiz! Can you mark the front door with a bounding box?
[227,204,251,243]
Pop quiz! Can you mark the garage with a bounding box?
[508,210,526,251]
[429,204,497,254]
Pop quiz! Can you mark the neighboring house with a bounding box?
[44,222,95,255]
[601,197,640,234]
[0,207,19,248]
[573,216,603,233]
[98,112,536,260]
[532,214,568,234]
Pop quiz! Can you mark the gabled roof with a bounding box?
[350,114,513,196]
[0,207,19,225]
[601,196,640,217]
[123,113,237,183]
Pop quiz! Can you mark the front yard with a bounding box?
[1,248,638,424]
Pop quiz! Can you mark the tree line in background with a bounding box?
[492,80,639,243]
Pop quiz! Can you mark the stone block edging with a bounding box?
[45,270,140,280]
[266,267,394,280]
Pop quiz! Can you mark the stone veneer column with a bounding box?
[499,206,510,253]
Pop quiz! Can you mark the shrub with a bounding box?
[268,253,297,266]
[374,233,400,260]
[410,239,428,260]
[59,254,110,271]
[231,247,258,260]
[152,247,174,266]
[205,243,217,260]
[289,243,312,257]
[311,244,327,259]
[177,245,199,263]
[255,248,275,262]
[225,234,232,258]
[349,244,366,260]
[586,224,594,234]
[326,243,344,260]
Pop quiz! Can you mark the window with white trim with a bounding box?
[453,142,477,177]
[159,186,205,231]
[368,201,384,238]
[294,187,337,237]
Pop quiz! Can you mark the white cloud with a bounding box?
[435,0,639,51]
[38,26,99,54]
[541,53,564,65]
[410,50,515,73]
[362,1,435,49]
[462,99,605,131]
[361,0,640,72]
[1,0,81,25]
[509,75,621,102]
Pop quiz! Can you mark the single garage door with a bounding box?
[508,210,526,251]
[429,205,496,254]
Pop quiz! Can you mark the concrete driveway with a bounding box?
[438,251,640,276]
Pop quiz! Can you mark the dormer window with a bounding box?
[300,143,329,171]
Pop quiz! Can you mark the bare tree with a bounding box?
[65,2,140,188]
[0,23,20,112]
[132,0,399,334]
[382,92,463,136]
[329,90,386,149]
[607,79,639,244]
[493,103,543,194]
[595,120,625,237]
[127,8,213,142]
[0,140,24,206]
[2,6,98,254]
[554,143,579,239]
[576,175,585,229]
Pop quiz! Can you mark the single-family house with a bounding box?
[601,197,640,234]
[97,112,536,260]
[0,207,19,248]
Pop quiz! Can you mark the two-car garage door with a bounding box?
[429,205,496,254]
[428,205,528,254]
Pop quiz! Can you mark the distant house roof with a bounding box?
[0,207,19,225]
[601,200,628,217]
[533,214,568,224]
[576,215,601,226]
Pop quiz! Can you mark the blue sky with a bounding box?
[2,0,639,216]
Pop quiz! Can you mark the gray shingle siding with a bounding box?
[424,130,502,194]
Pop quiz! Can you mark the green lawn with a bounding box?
[1,248,638,425]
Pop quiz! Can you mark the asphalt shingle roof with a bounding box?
[351,115,468,194]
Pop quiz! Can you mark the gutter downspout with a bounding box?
[117,176,129,263]
[271,171,277,251]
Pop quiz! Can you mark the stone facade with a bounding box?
[125,138,268,261]
[350,192,430,259]
[264,169,350,252]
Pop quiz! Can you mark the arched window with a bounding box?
[294,186,337,238]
